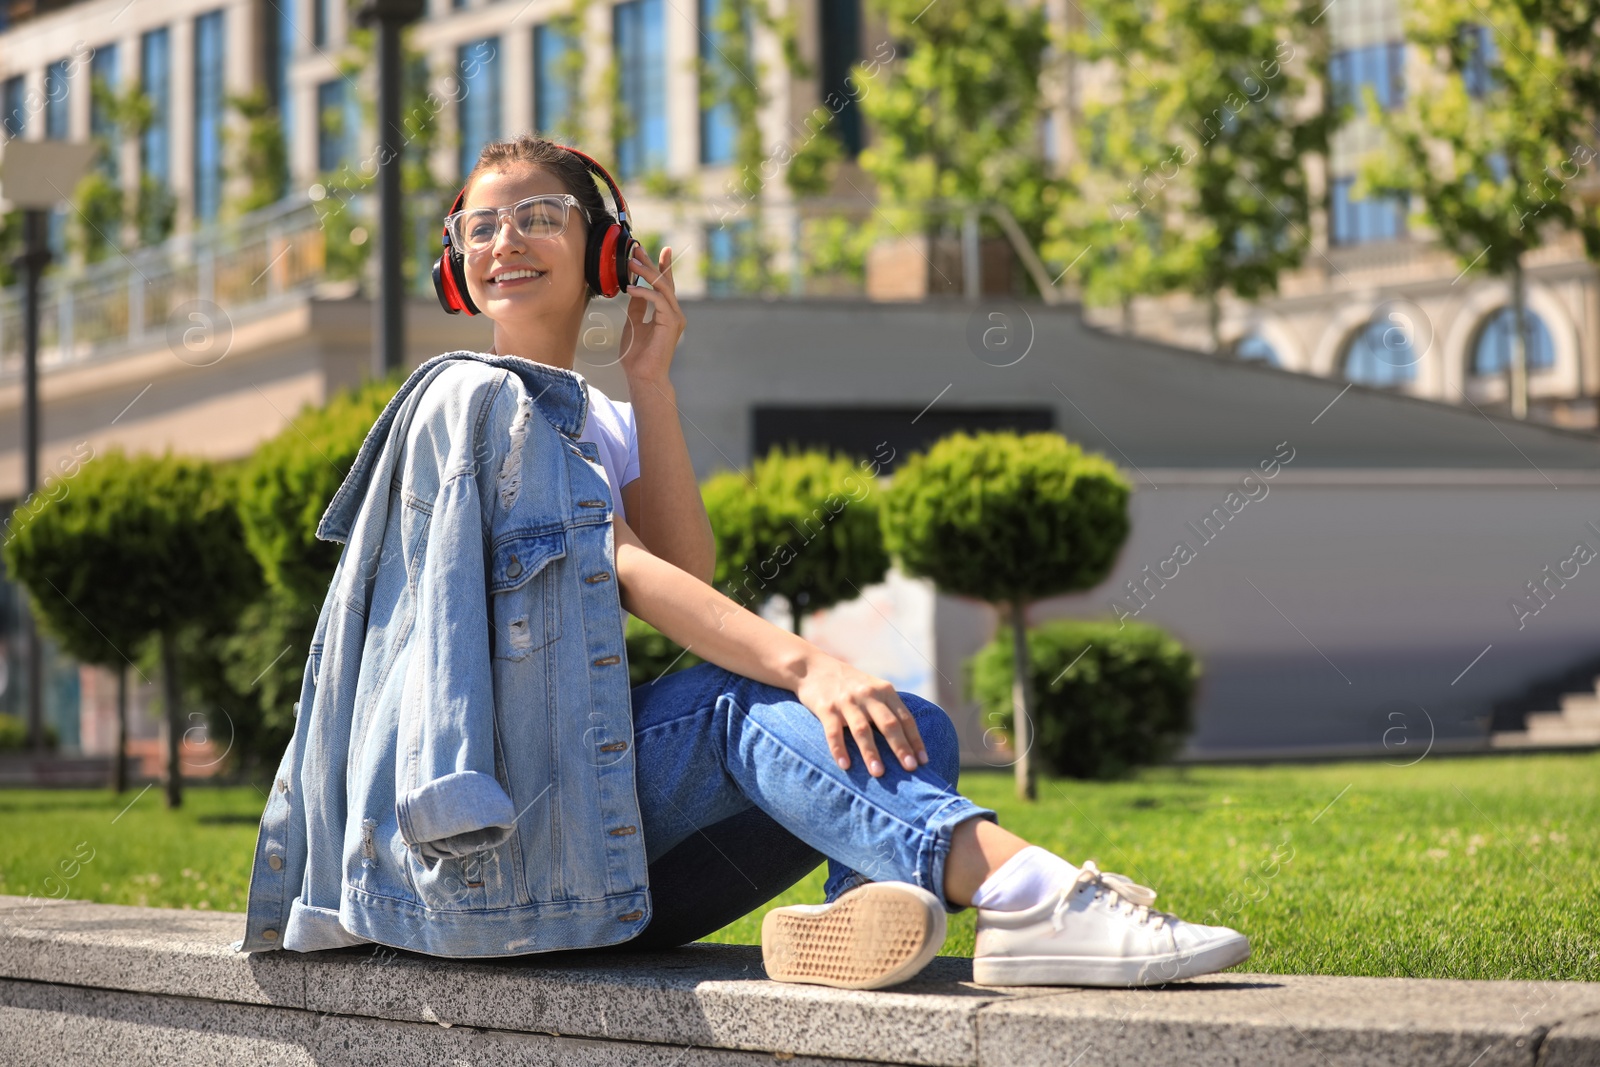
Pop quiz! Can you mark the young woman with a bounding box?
[443,134,1250,990]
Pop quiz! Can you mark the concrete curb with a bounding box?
[0,895,1596,1066]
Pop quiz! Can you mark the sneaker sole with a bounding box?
[972,932,1251,987]
[761,882,947,990]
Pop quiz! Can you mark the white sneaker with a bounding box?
[761,881,947,990]
[972,859,1250,987]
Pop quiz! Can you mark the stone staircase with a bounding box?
[1492,676,1600,748]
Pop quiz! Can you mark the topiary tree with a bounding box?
[624,614,705,686]
[700,446,890,635]
[968,618,1197,780]
[3,450,259,806]
[881,431,1131,799]
[225,374,402,770]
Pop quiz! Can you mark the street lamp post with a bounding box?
[0,141,95,752]
[355,0,426,379]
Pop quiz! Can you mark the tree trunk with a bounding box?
[1121,297,1134,335]
[1208,291,1222,353]
[1009,600,1036,801]
[160,631,183,808]
[111,664,128,794]
[1509,261,1529,420]
[790,597,804,638]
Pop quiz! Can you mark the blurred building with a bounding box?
[3,0,1599,766]
[1059,0,1600,432]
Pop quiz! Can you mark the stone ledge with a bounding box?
[1,895,1597,1066]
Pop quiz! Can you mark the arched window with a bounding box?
[1342,317,1418,386]
[1470,306,1555,377]
[1233,333,1280,366]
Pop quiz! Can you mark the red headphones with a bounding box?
[433,142,639,316]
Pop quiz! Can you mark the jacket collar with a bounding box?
[316,350,589,544]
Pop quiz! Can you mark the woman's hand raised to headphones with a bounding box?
[620,244,685,387]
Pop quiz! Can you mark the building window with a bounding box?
[1342,317,1417,387]
[613,0,667,180]
[46,58,71,139]
[457,37,501,179]
[817,0,862,156]
[533,21,578,137]
[1329,42,1405,114]
[1470,306,1555,377]
[141,29,171,184]
[4,74,27,140]
[699,0,750,166]
[313,0,330,47]
[1330,176,1405,245]
[1461,24,1497,98]
[704,218,756,296]
[194,9,227,223]
[90,44,120,180]
[267,0,295,147]
[1233,333,1280,365]
[317,80,358,174]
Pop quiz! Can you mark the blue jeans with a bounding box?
[597,662,997,951]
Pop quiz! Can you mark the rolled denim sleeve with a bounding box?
[394,467,516,867]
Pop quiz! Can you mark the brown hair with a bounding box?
[460,134,614,299]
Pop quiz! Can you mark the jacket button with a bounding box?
[618,910,644,922]
[599,741,627,753]
[506,556,523,578]
[585,571,612,583]
[593,654,621,666]
[268,853,283,870]
[261,929,279,941]
[608,825,637,836]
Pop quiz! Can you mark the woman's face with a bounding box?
[460,164,590,322]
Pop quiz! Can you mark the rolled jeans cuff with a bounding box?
[919,798,999,914]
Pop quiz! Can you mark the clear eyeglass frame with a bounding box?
[444,193,591,254]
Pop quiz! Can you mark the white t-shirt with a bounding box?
[577,383,641,524]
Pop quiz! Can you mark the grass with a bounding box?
[1,752,1595,982]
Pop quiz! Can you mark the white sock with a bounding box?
[970,846,1080,912]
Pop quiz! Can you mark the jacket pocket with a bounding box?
[489,529,567,659]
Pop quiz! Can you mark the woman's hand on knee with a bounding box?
[793,656,930,777]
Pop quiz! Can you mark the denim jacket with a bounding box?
[236,351,650,958]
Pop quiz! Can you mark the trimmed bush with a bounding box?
[967,617,1198,780]
[624,614,704,687]
[701,446,890,634]
[234,374,402,602]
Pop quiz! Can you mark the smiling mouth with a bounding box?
[489,269,547,287]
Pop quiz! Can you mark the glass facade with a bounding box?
[817,0,862,156]
[269,0,295,148]
[45,58,71,139]
[533,21,577,137]
[194,9,227,223]
[1342,317,1418,387]
[698,0,749,166]
[1329,42,1405,114]
[316,79,359,174]
[2,75,25,139]
[1471,307,1555,376]
[1330,176,1405,245]
[456,37,501,179]
[141,29,172,185]
[613,0,667,180]
[90,43,120,180]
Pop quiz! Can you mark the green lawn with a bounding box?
[2,752,1595,981]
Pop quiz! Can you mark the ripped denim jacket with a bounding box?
[236,351,650,958]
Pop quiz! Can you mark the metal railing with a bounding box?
[0,195,329,379]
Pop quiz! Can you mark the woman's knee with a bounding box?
[898,692,961,785]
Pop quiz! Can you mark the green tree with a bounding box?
[222,86,291,218]
[1046,0,1329,346]
[1363,4,1600,419]
[881,431,1131,799]
[852,0,1058,296]
[700,447,890,635]
[3,451,259,806]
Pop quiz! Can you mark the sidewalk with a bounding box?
[0,894,1596,1066]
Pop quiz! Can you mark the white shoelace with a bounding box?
[1051,859,1172,931]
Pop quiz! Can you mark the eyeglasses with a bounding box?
[444,193,591,254]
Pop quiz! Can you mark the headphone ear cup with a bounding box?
[445,248,479,315]
[588,220,627,298]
